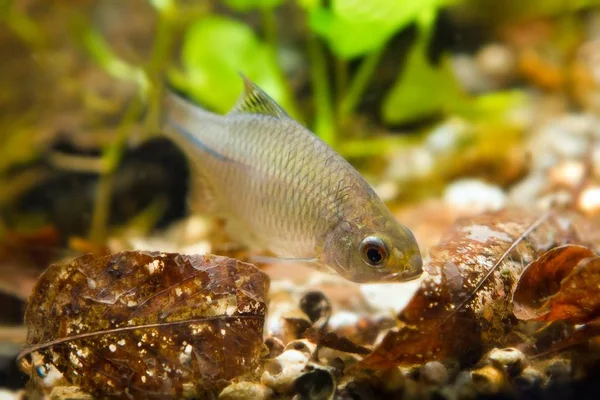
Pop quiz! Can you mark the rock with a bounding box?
[544,359,571,385]
[485,347,526,376]
[470,365,506,395]
[261,349,310,393]
[515,366,546,390]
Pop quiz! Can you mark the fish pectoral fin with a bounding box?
[249,256,319,264]
[228,74,290,119]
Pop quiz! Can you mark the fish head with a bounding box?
[321,212,423,283]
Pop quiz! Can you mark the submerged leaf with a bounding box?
[307,0,454,59]
[381,13,463,124]
[174,16,289,114]
[361,210,576,368]
[303,327,371,355]
[536,256,600,323]
[22,251,269,398]
[512,245,595,321]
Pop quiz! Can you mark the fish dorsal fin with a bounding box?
[229,74,289,118]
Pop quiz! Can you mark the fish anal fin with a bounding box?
[249,255,319,264]
[229,74,289,118]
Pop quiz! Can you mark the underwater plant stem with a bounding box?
[307,36,335,146]
[1,0,45,49]
[144,12,175,132]
[89,8,175,245]
[89,97,143,245]
[261,8,304,122]
[334,58,348,102]
[338,46,384,123]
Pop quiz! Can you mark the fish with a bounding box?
[162,76,422,283]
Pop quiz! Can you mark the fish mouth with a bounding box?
[381,255,423,282]
[382,269,422,282]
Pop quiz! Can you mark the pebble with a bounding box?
[360,280,422,314]
[420,361,449,386]
[444,179,507,213]
[476,43,517,83]
[515,366,546,390]
[544,359,571,384]
[578,186,600,215]
[486,347,526,375]
[261,349,310,393]
[219,382,273,400]
[470,365,506,394]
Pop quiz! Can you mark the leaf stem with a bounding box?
[338,46,384,123]
[307,36,335,145]
[261,8,303,122]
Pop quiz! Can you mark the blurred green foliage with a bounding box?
[305,0,456,59]
[381,9,462,125]
[171,0,469,143]
[224,0,284,11]
[4,0,600,243]
[172,16,290,114]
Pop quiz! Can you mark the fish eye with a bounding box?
[359,236,388,268]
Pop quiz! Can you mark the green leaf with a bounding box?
[223,0,284,11]
[381,12,463,124]
[307,0,456,59]
[175,16,289,114]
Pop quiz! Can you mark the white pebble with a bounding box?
[360,279,423,314]
[444,179,506,213]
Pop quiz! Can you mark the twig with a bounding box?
[18,315,264,360]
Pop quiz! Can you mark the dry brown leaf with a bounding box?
[21,251,270,399]
[542,256,600,323]
[302,327,371,355]
[512,245,595,321]
[361,209,578,368]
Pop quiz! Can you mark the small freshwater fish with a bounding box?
[163,76,422,283]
